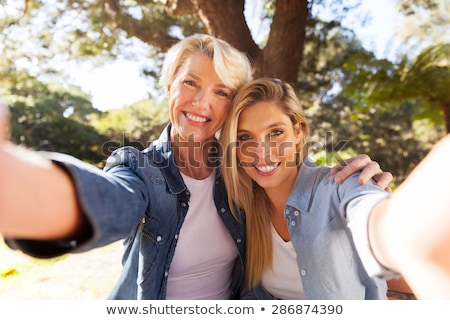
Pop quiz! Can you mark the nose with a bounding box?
[192,88,211,109]
[241,139,274,166]
[256,139,275,163]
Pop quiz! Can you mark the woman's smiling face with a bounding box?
[236,101,302,191]
[167,53,233,143]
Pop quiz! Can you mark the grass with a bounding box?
[0,239,123,299]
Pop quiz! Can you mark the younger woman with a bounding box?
[220,78,450,299]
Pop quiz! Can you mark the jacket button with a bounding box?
[300,269,306,276]
[220,208,226,213]
[236,238,242,243]
[156,236,162,242]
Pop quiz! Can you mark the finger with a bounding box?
[329,163,346,177]
[333,154,372,183]
[373,172,394,191]
[355,161,382,185]
[329,155,358,174]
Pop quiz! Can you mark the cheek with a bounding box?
[237,146,258,166]
[279,142,299,165]
[169,85,192,104]
[214,101,231,118]
[277,141,295,156]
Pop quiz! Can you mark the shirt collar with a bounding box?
[285,160,322,214]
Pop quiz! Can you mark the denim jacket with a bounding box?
[242,163,391,300]
[6,124,246,299]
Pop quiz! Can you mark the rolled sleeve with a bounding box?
[346,191,400,279]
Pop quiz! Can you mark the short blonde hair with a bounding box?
[159,34,253,93]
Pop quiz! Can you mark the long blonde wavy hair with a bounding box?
[220,78,310,290]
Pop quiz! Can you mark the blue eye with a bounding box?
[238,134,251,141]
[216,90,229,97]
[270,129,283,136]
[183,79,197,87]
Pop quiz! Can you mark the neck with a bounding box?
[171,134,215,180]
[265,168,299,215]
[265,168,299,242]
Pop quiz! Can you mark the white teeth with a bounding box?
[256,164,278,172]
[186,113,208,123]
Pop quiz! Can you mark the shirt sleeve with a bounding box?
[346,191,400,279]
[5,148,149,258]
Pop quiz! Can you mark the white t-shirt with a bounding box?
[261,224,306,299]
[166,170,238,299]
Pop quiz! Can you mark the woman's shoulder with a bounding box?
[298,162,331,181]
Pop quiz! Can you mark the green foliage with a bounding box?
[2,0,448,184]
[1,71,107,164]
[89,99,169,156]
[339,42,450,132]
[299,30,448,184]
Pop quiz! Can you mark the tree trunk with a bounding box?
[254,0,309,84]
[101,0,310,83]
[190,0,309,84]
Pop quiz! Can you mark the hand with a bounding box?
[330,154,393,191]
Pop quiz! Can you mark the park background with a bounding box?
[0,0,449,299]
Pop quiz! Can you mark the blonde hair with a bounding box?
[220,78,310,289]
[159,34,253,93]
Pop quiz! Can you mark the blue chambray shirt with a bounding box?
[6,124,246,300]
[242,162,392,300]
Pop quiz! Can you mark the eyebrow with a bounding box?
[185,72,231,91]
[237,122,289,133]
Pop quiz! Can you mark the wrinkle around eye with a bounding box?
[215,90,232,98]
[182,79,197,88]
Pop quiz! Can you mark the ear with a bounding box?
[293,122,303,144]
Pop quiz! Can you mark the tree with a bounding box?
[397,0,450,54]
[308,36,447,183]
[6,0,363,85]
[3,0,447,184]
[341,43,450,133]
[402,43,450,132]
[89,99,170,158]
[1,69,107,164]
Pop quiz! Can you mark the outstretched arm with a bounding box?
[0,102,87,240]
[369,134,450,299]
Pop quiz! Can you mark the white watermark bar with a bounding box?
[0,300,447,320]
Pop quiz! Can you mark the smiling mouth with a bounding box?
[255,163,280,173]
[185,112,210,123]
